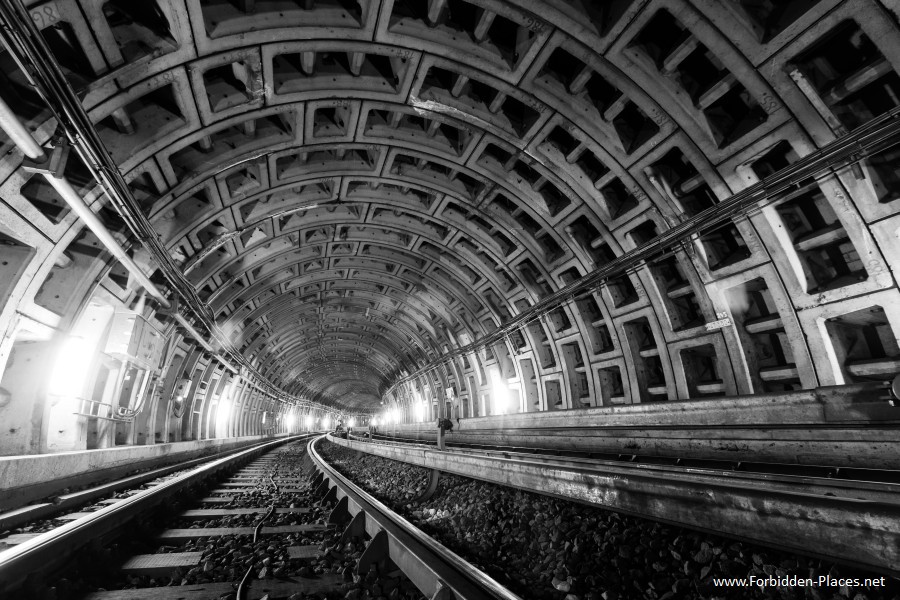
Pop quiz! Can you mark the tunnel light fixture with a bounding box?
[285,413,295,430]
[348,417,356,428]
[215,392,231,435]
[321,415,331,430]
[305,415,314,429]
[490,371,510,415]
[48,336,96,399]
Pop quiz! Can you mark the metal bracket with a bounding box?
[21,139,68,177]
[339,510,366,545]
[431,581,455,600]
[313,476,329,498]
[157,295,180,316]
[890,374,900,407]
[320,484,338,504]
[328,495,351,526]
[356,530,389,576]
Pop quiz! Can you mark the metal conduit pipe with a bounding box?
[172,316,239,374]
[43,175,172,309]
[0,103,170,308]
[0,95,247,369]
[0,95,44,159]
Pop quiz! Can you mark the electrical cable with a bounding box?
[236,503,277,600]
[384,109,900,397]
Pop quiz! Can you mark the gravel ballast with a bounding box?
[40,443,428,600]
[317,440,899,600]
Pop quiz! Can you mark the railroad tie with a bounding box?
[179,508,311,519]
[55,512,94,521]
[209,487,258,494]
[119,552,203,577]
[120,545,323,577]
[209,487,309,494]
[158,524,329,543]
[228,477,308,483]
[81,576,347,599]
[287,545,322,560]
[0,533,39,546]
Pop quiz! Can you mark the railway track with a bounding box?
[340,431,900,577]
[0,435,524,600]
[367,432,900,484]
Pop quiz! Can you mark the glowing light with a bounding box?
[321,415,331,430]
[305,415,314,429]
[215,388,232,437]
[348,417,356,428]
[371,417,378,427]
[48,336,95,398]
[414,401,426,422]
[285,413,295,430]
[491,371,511,414]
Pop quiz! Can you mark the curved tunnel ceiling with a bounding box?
[3,0,900,412]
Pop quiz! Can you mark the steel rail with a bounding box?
[0,434,315,595]
[330,434,900,577]
[0,439,295,530]
[383,107,900,398]
[308,436,523,600]
[357,432,900,500]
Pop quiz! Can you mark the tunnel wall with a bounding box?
[1,0,900,455]
[375,382,900,469]
[0,432,296,511]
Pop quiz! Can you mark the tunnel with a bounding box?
[1,0,900,596]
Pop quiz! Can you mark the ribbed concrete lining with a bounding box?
[1,0,899,425]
